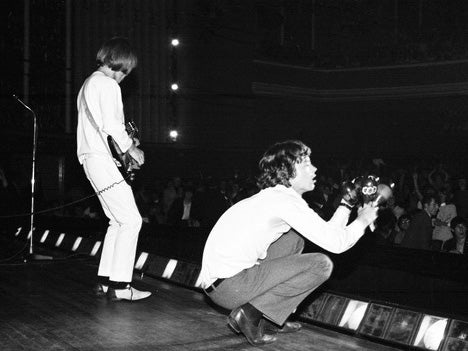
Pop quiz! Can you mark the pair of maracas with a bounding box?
[341,175,393,207]
[341,175,393,231]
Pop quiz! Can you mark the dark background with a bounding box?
[1,0,468,202]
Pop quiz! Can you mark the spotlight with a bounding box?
[169,129,178,141]
[171,83,179,91]
[171,38,180,47]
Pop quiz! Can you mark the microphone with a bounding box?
[12,94,34,114]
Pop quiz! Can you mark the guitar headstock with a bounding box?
[125,121,139,138]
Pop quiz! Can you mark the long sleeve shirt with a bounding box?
[199,184,367,288]
[76,71,133,164]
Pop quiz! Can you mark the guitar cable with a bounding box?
[0,173,132,219]
[0,174,133,263]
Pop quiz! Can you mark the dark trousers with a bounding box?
[205,230,333,325]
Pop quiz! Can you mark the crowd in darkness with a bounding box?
[1,156,467,255]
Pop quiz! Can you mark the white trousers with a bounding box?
[82,155,142,283]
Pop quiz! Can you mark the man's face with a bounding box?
[425,199,439,216]
[454,224,467,240]
[289,156,317,195]
[399,218,410,231]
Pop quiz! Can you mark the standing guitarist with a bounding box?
[76,37,151,301]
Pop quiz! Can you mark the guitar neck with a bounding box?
[125,121,139,139]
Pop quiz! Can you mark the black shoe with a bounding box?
[227,307,277,346]
[262,319,302,334]
[93,283,108,297]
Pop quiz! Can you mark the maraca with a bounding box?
[373,183,393,206]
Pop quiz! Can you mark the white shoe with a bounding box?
[107,284,152,301]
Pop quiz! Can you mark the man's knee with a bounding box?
[308,253,334,280]
[122,214,142,234]
[132,215,143,231]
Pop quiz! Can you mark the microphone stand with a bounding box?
[13,95,52,261]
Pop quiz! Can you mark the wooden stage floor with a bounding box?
[0,245,402,350]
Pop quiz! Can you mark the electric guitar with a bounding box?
[107,121,140,184]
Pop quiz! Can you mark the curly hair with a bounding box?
[96,37,138,74]
[257,140,311,189]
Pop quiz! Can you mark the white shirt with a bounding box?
[182,201,192,220]
[76,71,133,164]
[433,203,457,242]
[199,184,367,288]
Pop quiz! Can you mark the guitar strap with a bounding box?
[81,81,117,161]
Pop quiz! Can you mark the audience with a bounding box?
[3,153,468,257]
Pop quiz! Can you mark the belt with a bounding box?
[204,278,225,293]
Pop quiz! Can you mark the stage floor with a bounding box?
[0,243,402,350]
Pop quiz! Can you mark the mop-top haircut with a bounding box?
[96,37,138,74]
[257,140,311,189]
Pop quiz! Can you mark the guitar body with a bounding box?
[107,121,140,184]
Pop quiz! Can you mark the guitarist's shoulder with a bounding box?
[87,72,120,90]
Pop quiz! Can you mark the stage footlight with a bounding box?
[359,303,394,338]
[317,294,348,325]
[384,308,421,345]
[301,293,328,321]
[338,300,369,330]
[413,315,448,350]
[442,320,468,351]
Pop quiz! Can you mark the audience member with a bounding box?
[442,216,468,254]
[432,188,457,249]
[386,195,406,221]
[167,187,200,227]
[393,214,411,245]
[162,178,180,218]
[400,194,439,251]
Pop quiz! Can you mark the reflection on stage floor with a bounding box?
[0,247,401,351]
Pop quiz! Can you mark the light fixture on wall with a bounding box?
[169,129,179,141]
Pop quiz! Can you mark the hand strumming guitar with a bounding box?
[128,143,145,168]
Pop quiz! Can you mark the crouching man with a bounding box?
[199,140,378,345]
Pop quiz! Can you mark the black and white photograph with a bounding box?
[1,1,468,350]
